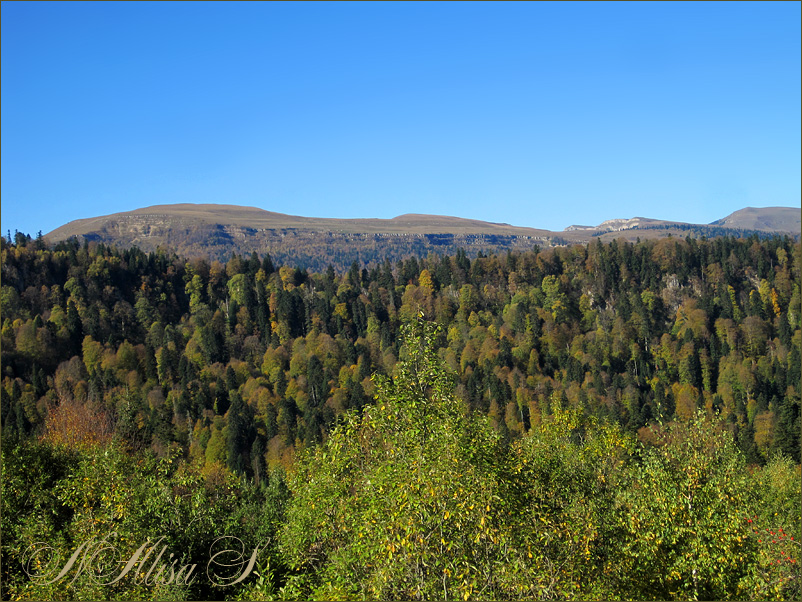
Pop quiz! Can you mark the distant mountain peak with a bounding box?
[710,206,800,232]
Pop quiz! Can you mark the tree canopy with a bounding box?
[1,233,800,600]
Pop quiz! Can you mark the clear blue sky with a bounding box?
[2,1,800,237]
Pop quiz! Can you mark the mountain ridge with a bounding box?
[44,204,800,272]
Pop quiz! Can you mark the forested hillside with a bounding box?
[1,232,800,600]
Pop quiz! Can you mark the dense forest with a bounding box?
[1,232,800,600]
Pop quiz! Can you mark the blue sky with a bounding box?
[2,1,800,237]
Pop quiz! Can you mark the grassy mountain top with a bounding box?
[710,206,800,232]
[48,204,551,239]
